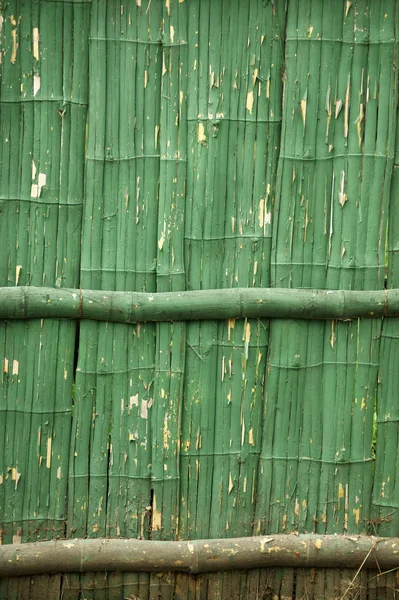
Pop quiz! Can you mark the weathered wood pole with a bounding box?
[0,535,397,576]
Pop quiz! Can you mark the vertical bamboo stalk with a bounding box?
[371,1,399,538]
[0,0,89,598]
[147,2,189,597]
[256,0,398,594]
[67,2,162,598]
[181,0,286,595]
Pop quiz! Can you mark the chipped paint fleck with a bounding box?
[248,428,254,446]
[11,468,21,490]
[338,171,347,207]
[198,122,206,143]
[300,98,307,126]
[141,399,148,419]
[152,495,162,530]
[33,27,39,60]
[33,75,41,97]
[11,29,18,64]
[246,90,254,114]
[46,438,52,468]
[130,394,138,408]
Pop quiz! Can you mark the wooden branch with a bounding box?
[0,535,397,576]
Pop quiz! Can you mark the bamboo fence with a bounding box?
[1,1,399,599]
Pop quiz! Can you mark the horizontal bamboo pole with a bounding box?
[0,286,398,322]
[0,535,397,576]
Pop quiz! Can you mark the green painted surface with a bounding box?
[0,1,90,597]
[1,0,399,598]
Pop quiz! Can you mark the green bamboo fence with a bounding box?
[0,1,90,598]
[1,1,399,599]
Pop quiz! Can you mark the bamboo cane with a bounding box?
[0,535,397,577]
[0,286,397,322]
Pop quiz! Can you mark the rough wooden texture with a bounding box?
[1,535,399,576]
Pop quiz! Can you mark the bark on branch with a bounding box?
[0,535,397,576]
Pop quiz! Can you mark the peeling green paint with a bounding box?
[1,0,399,598]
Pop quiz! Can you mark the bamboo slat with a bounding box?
[0,1,89,598]
[180,2,286,596]
[371,5,399,537]
[256,1,399,596]
[66,2,163,598]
